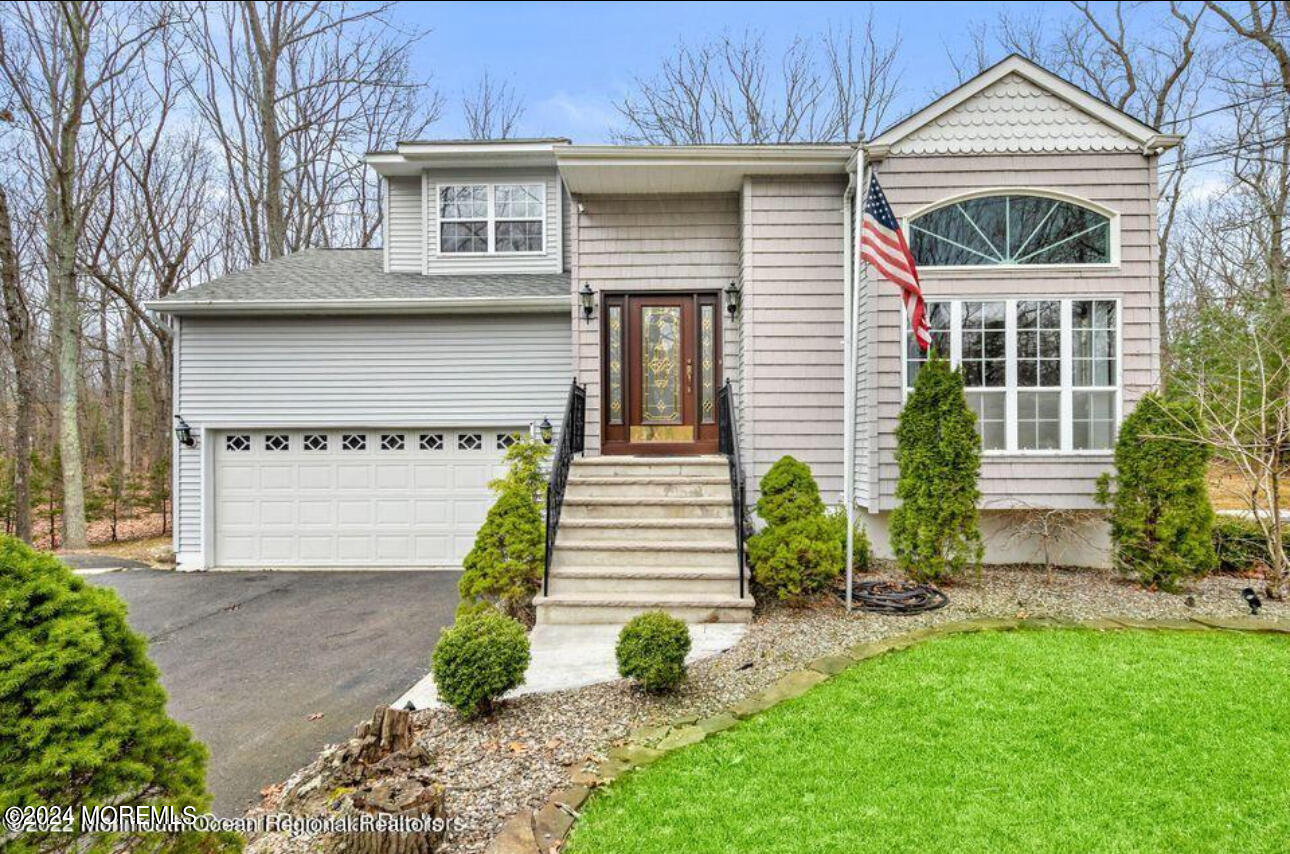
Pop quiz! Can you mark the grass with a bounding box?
[566,629,1290,854]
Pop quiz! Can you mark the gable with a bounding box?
[889,72,1142,156]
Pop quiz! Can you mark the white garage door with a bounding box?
[213,428,520,567]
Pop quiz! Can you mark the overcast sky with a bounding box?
[401,1,1201,143]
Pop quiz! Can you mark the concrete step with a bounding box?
[551,540,738,569]
[566,476,730,499]
[562,496,734,520]
[533,592,754,624]
[549,567,739,596]
[572,456,729,478]
[557,517,736,544]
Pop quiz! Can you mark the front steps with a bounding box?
[534,455,753,625]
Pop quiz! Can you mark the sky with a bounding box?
[402,1,1082,142]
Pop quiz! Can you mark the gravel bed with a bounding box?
[246,566,1284,854]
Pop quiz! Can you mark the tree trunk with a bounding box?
[121,312,133,475]
[0,185,33,543]
[244,1,286,260]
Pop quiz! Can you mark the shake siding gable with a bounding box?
[860,151,1160,511]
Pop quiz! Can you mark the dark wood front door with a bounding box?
[601,292,721,455]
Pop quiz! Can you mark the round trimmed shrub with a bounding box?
[755,456,825,527]
[0,535,232,854]
[748,515,845,600]
[616,611,691,693]
[432,609,530,719]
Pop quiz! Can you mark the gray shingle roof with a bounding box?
[150,249,570,312]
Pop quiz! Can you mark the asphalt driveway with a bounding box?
[86,569,459,815]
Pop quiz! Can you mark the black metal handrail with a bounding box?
[717,380,749,599]
[543,380,586,595]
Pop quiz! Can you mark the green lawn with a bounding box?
[567,629,1290,854]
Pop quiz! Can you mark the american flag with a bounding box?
[860,172,931,351]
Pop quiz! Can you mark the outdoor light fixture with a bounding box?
[1242,587,1262,615]
[539,417,553,445]
[174,416,195,448]
[580,283,595,321]
[724,281,741,318]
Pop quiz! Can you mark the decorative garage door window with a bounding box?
[381,434,405,451]
[265,434,290,452]
[303,433,328,451]
[909,194,1110,266]
[225,434,251,452]
[496,432,518,450]
[341,433,367,451]
[458,433,482,451]
[419,433,444,451]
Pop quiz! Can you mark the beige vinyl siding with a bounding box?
[172,313,571,558]
[573,194,741,453]
[423,167,561,275]
[385,176,423,272]
[861,151,1160,510]
[743,176,848,503]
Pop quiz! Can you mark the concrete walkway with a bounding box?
[396,622,747,710]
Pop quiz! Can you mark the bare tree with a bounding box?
[0,183,32,542]
[463,70,525,140]
[1207,1,1290,95]
[615,19,901,144]
[183,1,442,264]
[0,0,166,549]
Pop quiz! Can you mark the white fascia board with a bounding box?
[144,295,571,317]
[868,54,1170,151]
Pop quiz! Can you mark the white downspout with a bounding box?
[842,149,860,611]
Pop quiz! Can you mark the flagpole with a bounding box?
[843,155,866,614]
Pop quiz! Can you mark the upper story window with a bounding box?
[438,183,544,254]
[908,193,1111,267]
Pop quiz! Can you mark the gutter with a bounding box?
[144,294,572,317]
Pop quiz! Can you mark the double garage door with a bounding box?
[214,428,520,568]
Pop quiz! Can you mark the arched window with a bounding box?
[909,194,1111,267]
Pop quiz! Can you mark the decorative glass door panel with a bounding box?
[601,292,722,454]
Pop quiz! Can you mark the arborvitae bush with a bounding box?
[1212,517,1274,573]
[615,611,691,693]
[0,535,233,854]
[890,353,983,582]
[432,609,530,719]
[459,435,551,618]
[1096,393,1216,590]
[748,515,845,600]
[755,455,825,527]
[458,488,544,618]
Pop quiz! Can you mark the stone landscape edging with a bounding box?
[484,614,1290,854]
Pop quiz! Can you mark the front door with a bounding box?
[601,292,721,455]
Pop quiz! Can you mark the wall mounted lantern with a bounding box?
[724,281,741,318]
[174,416,195,448]
[539,417,553,445]
[580,283,595,321]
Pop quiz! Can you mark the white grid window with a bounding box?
[903,298,1120,453]
[419,433,443,451]
[439,183,544,255]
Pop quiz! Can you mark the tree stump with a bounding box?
[334,774,445,854]
[353,705,414,764]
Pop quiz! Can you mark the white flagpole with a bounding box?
[843,153,864,613]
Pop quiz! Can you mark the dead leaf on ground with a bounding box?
[307,712,325,721]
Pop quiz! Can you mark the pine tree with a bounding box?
[890,352,983,581]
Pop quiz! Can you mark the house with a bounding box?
[148,56,1179,622]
